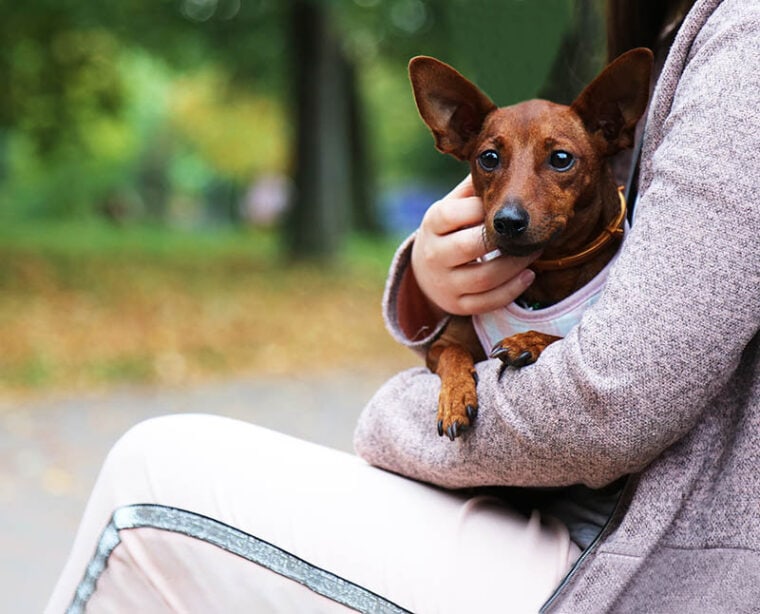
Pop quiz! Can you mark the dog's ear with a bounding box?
[571,48,653,155]
[409,56,496,160]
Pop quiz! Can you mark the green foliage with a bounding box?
[443,0,573,106]
[0,0,595,226]
[360,58,462,186]
[168,70,290,180]
[1,19,124,155]
[0,219,277,264]
[0,0,293,222]
[0,1,611,388]
[351,0,575,187]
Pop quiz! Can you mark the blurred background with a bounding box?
[0,0,609,395]
[0,1,609,610]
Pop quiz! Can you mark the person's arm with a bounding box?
[384,176,537,356]
[356,10,759,490]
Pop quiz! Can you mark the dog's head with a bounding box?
[409,49,652,256]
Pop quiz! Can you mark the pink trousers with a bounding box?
[45,414,580,613]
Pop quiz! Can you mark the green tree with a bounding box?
[0,0,591,260]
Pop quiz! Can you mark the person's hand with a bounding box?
[410,175,539,317]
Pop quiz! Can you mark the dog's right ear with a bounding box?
[409,56,496,160]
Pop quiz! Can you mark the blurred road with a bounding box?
[0,371,396,613]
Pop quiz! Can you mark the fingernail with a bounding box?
[520,269,536,286]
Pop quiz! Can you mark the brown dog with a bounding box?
[409,48,653,440]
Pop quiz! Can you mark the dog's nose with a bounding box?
[493,204,530,238]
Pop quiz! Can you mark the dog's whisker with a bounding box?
[480,226,494,252]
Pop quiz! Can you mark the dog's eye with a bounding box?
[478,150,500,171]
[549,150,575,171]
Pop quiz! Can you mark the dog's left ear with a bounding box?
[571,48,653,155]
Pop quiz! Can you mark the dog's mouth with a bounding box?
[484,229,559,258]
[495,241,547,258]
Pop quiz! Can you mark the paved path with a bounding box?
[0,370,395,613]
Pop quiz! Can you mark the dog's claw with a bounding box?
[466,405,478,421]
[490,345,536,368]
[514,350,533,367]
[490,345,509,361]
[490,332,560,368]
[437,420,444,437]
[472,371,479,384]
[443,421,471,440]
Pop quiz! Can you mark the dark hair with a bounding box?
[606,0,696,62]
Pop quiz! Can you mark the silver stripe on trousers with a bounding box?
[67,503,411,614]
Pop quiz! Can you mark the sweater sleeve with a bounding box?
[354,3,760,490]
[381,232,450,358]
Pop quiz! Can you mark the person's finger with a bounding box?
[417,224,488,269]
[450,253,539,295]
[445,174,476,199]
[423,197,485,236]
[455,268,537,316]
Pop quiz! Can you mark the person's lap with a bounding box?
[46,414,578,613]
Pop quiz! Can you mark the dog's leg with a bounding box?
[490,331,561,368]
[428,342,478,440]
[426,317,483,440]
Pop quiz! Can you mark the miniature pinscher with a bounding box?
[409,48,653,440]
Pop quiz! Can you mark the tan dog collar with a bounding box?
[532,187,627,272]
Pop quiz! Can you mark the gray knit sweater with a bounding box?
[354,0,760,611]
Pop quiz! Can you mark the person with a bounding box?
[46,0,758,611]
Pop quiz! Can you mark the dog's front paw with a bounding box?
[436,369,478,441]
[490,330,561,368]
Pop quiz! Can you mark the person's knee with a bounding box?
[103,414,224,476]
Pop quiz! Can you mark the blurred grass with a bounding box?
[0,221,417,396]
